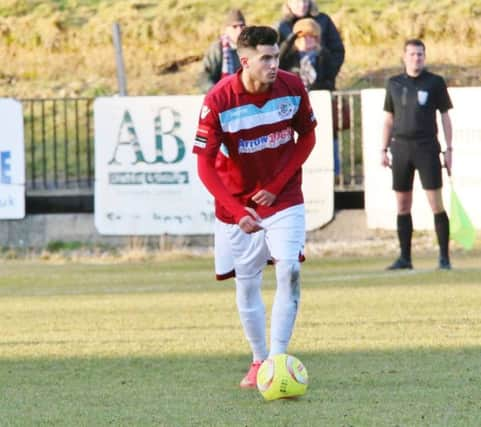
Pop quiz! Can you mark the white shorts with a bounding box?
[214,204,306,280]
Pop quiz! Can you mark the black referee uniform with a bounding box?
[383,69,453,270]
[384,69,453,191]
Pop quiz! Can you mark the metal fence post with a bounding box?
[112,22,128,96]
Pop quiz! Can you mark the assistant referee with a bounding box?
[381,38,453,270]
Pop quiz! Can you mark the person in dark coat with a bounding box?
[276,0,344,89]
[279,13,343,177]
[279,17,335,91]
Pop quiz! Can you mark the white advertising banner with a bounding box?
[304,90,334,230]
[94,93,333,235]
[362,87,481,230]
[0,99,25,219]
[94,96,212,235]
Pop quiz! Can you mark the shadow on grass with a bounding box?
[1,347,480,426]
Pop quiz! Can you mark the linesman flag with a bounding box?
[450,182,476,250]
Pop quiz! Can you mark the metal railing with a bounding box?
[21,98,94,194]
[332,90,363,190]
[21,93,363,194]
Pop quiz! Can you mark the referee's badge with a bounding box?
[417,90,428,106]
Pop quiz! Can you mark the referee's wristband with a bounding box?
[381,148,388,152]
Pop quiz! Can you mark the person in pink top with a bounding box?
[193,25,317,389]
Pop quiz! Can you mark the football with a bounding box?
[256,354,308,400]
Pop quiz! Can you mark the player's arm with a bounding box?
[197,155,262,232]
[252,129,316,207]
[440,111,453,176]
[381,111,393,167]
[197,155,247,222]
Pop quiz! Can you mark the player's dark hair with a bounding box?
[404,38,425,52]
[237,26,278,50]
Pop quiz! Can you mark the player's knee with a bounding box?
[235,269,263,306]
[276,260,301,297]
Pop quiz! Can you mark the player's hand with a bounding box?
[238,207,263,234]
[381,150,391,168]
[251,190,276,207]
[443,150,452,176]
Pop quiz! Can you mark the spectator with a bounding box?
[199,9,246,92]
[279,14,343,179]
[276,0,344,89]
[279,17,334,91]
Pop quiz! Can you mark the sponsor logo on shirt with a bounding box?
[238,127,293,154]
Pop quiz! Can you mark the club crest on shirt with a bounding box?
[417,90,428,106]
[200,105,210,119]
[278,102,295,119]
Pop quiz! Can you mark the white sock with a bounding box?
[269,260,301,357]
[235,271,268,362]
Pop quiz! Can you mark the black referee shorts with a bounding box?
[390,139,443,191]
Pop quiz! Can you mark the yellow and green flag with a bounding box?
[450,184,476,250]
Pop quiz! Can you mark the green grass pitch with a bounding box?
[1,254,480,426]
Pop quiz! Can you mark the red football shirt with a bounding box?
[193,69,317,223]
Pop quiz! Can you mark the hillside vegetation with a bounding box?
[0,0,480,98]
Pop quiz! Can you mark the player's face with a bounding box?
[403,44,425,76]
[244,44,280,85]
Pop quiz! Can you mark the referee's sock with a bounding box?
[434,211,450,261]
[397,213,413,262]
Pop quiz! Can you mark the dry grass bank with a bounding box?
[0,0,480,97]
